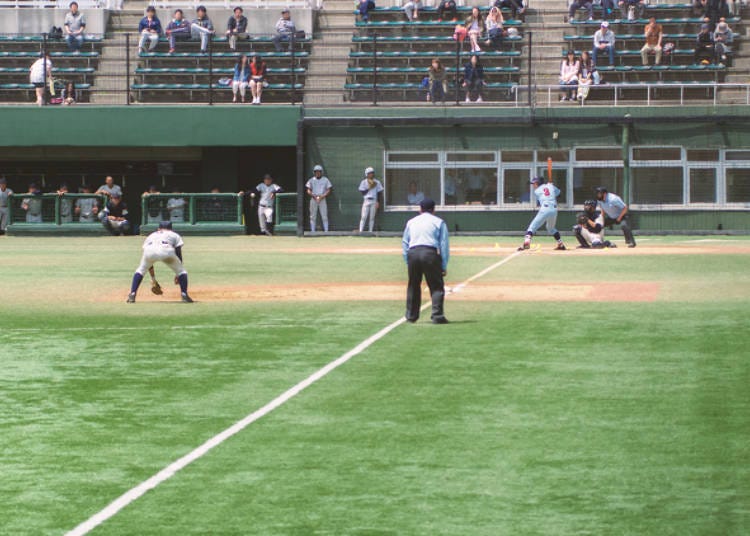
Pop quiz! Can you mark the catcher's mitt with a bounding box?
[576,213,588,225]
[151,282,164,295]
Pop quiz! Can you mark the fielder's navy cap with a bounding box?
[0,177,6,184]
[419,198,436,212]
[158,221,173,229]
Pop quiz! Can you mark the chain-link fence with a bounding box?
[7,193,105,225]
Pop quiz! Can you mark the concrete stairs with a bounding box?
[304,0,353,105]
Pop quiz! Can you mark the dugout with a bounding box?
[0,106,298,235]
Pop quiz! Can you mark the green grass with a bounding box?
[1,236,748,535]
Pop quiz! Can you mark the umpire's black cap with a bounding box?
[419,198,436,212]
[158,221,173,230]
[595,186,608,194]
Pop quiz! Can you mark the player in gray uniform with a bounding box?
[306,164,332,233]
[595,186,636,247]
[57,183,73,223]
[95,176,123,200]
[255,174,282,235]
[127,221,192,303]
[21,183,43,223]
[358,166,384,233]
[573,199,616,249]
[0,177,13,233]
[75,184,99,223]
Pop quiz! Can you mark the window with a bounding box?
[535,167,568,206]
[632,167,683,204]
[385,168,440,206]
[501,151,534,163]
[503,169,531,205]
[633,147,681,161]
[575,148,621,161]
[573,167,624,205]
[689,168,716,203]
[446,152,495,163]
[725,151,750,161]
[687,149,719,161]
[725,168,750,203]
[444,167,497,205]
[387,152,438,163]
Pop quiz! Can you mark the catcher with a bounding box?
[126,220,193,303]
[573,199,616,249]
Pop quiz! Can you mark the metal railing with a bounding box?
[141,193,243,227]
[7,193,106,225]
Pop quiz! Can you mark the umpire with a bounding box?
[596,186,636,248]
[402,198,449,324]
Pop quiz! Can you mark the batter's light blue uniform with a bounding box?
[526,182,560,234]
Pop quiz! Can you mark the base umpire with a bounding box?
[596,186,636,248]
[402,198,450,324]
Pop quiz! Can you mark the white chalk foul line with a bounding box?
[65,250,521,536]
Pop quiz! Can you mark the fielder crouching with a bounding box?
[127,221,193,303]
[573,199,616,249]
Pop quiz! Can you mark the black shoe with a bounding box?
[628,243,636,248]
[406,317,418,323]
[576,244,591,249]
[126,292,136,303]
[181,294,194,303]
[431,316,449,324]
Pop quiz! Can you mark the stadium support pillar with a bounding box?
[621,119,631,204]
[296,118,304,237]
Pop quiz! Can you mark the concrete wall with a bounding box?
[153,8,314,36]
[0,8,109,35]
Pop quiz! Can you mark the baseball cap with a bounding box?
[281,7,289,13]
[0,177,6,184]
[530,176,543,184]
[364,166,375,175]
[595,186,608,194]
[601,21,609,28]
[717,21,729,31]
[419,198,436,212]
[158,221,173,230]
[313,165,323,172]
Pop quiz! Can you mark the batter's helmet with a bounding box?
[530,176,544,185]
[158,221,173,230]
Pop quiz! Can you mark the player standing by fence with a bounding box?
[306,165,332,233]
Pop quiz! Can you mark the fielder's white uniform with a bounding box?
[256,182,282,233]
[580,210,606,246]
[358,178,383,232]
[135,229,187,277]
[306,175,332,232]
[0,186,13,230]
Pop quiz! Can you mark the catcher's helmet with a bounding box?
[583,199,597,212]
[530,176,544,185]
[158,221,173,230]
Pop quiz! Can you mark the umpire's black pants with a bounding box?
[406,246,446,322]
[604,214,636,246]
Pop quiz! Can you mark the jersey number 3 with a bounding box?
[543,188,551,196]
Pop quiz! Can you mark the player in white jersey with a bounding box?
[305,164,332,233]
[573,199,616,249]
[518,176,566,251]
[0,177,13,233]
[358,166,383,233]
[255,174,282,235]
[127,221,193,303]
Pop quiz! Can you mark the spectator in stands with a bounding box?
[407,181,425,205]
[143,184,163,223]
[138,6,162,53]
[559,49,579,101]
[249,55,268,105]
[166,9,191,54]
[167,188,186,222]
[358,0,376,23]
[232,54,250,103]
[437,0,457,22]
[56,183,73,223]
[576,61,594,103]
[0,177,12,233]
[693,0,709,17]
[191,6,215,54]
[463,54,485,103]
[485,7,505,50]
[64,2,86,52]
[29,53,52,107]
[75,184,99,223]
[694,23,715,64]
[600,0,616,21]
[62,81,77,105]
[21,183,43,223]
[714,18,733,64]
[618,0,645,21]
[272,8,296,52]
[641,16,663,66]
[403,0,422,22]
[569,0,593,22]
[493,0,525,22]
[592,21,615,66]
[102,193,130,235]
[96,176,122,199]
[427,58,447,104]
[579,49,600,84]
[464,7,486,53]
[226,7,248,51]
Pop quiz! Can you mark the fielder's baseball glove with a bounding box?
[151,282,164,295]
[576,212,588,225]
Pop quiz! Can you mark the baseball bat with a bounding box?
[547,157,553,182]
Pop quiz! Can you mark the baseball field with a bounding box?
[1,234,749,535]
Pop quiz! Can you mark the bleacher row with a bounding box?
[0,2,744,104]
